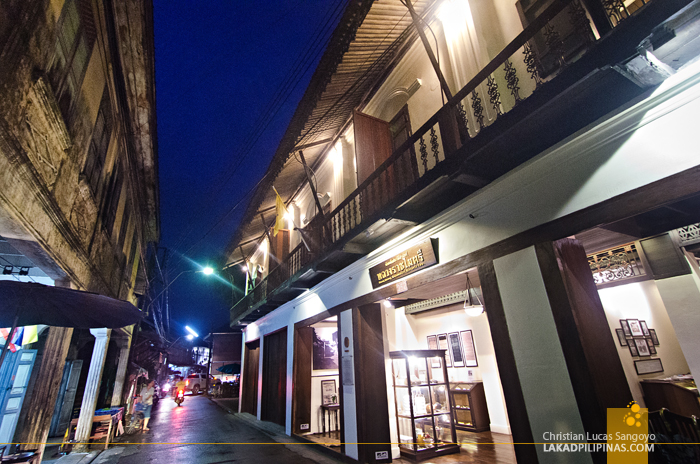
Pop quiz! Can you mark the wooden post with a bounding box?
[17,327,74,461]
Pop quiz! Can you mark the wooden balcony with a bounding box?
[231,0,684,325]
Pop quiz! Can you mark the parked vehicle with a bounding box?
[185,373,219,395]
[174,389,185,406]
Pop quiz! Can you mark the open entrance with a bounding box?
[382,268,516,463]
[576,225,698,415]
[292,317,341,449]
[241,339,259,416]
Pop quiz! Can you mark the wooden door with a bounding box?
[261,329,287,426]
[50,359,83,437]
[354,110,393,186]
[241,340,260,416]
[292,327,313,434]
[0,350,37,450]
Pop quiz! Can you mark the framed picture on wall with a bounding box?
[634,338,651,357]
[628,343,639,357]
[615,329,628,346]
[321,379,338,405]
[620,320,632,337]
[639,321,650,336]
[635,358,664,375]
[649,329,659,345]
[427,335,441,368]
[437,334,452,368]
[448,332,465,367]
[628,319,644,337]
[460,330,478,367]
[646,339,657,355]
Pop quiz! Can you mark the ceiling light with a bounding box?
[464,275,484,317]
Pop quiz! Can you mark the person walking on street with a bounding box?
[139,379,156,432]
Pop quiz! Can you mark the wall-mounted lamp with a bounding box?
[464,275,484,317]
[3,266,13,275]
[19,267,30,276]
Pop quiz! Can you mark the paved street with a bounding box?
[60,396,342,464]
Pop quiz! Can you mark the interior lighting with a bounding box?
[383,299,393,308]
[464,275,484,317]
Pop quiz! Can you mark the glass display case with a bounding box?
[450,382,490,432]
[390,350,460,461]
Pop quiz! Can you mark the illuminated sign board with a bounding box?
[369,239,438,289]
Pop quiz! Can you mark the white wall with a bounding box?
[598,280,691,406]
[384,303,510,434]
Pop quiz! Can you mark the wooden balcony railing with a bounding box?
[232,0,652,319]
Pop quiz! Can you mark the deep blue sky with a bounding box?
[153,1,344,337]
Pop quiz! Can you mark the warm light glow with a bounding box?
[185,326,199,337]
[464,305,484,317]
[330,146,343,169]
[439,0,474,43]
[203,267,214,275]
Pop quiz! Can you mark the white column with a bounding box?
[111,336,132,407]
[493,247,591,464]
[654,252,700,380]
[74,328,111,452]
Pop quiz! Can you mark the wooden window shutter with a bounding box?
[353,110,393,186]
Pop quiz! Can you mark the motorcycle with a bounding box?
[174,389,185,406]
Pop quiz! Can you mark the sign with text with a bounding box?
[369,239,438,289]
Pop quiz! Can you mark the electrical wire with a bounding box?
[166,0,346,261]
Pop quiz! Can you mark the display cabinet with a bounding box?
[450,382,490,432]
[390,350,460,461]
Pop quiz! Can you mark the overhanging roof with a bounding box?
[225,0,437,264]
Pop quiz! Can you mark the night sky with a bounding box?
[153,1,344,337]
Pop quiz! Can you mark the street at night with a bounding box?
[76,396,341,464]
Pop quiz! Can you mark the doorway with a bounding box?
[261,329,287,426]
[293,317,341,447]
[241,339,259,416]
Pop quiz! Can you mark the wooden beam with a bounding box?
[404,0,453,101]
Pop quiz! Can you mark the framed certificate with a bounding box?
[460,330,478,367]
[437,334,452,368]
[448,332,464,367]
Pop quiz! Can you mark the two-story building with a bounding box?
[0,0,158,458]
[225,0,700,462]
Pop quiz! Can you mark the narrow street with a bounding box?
[83,396,341,464]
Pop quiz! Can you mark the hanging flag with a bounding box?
[0,327,24,353]
[22,325,38,345]
[273,187,286,236]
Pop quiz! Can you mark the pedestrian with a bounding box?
[139,379,156,432]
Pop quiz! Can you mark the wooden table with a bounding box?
[320,404,340,436]
[62,407,124,450]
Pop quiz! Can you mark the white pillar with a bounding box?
[653,253,700,380]
[111,336,131,407]
[74,328,111,452]
[493,247,591,464]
